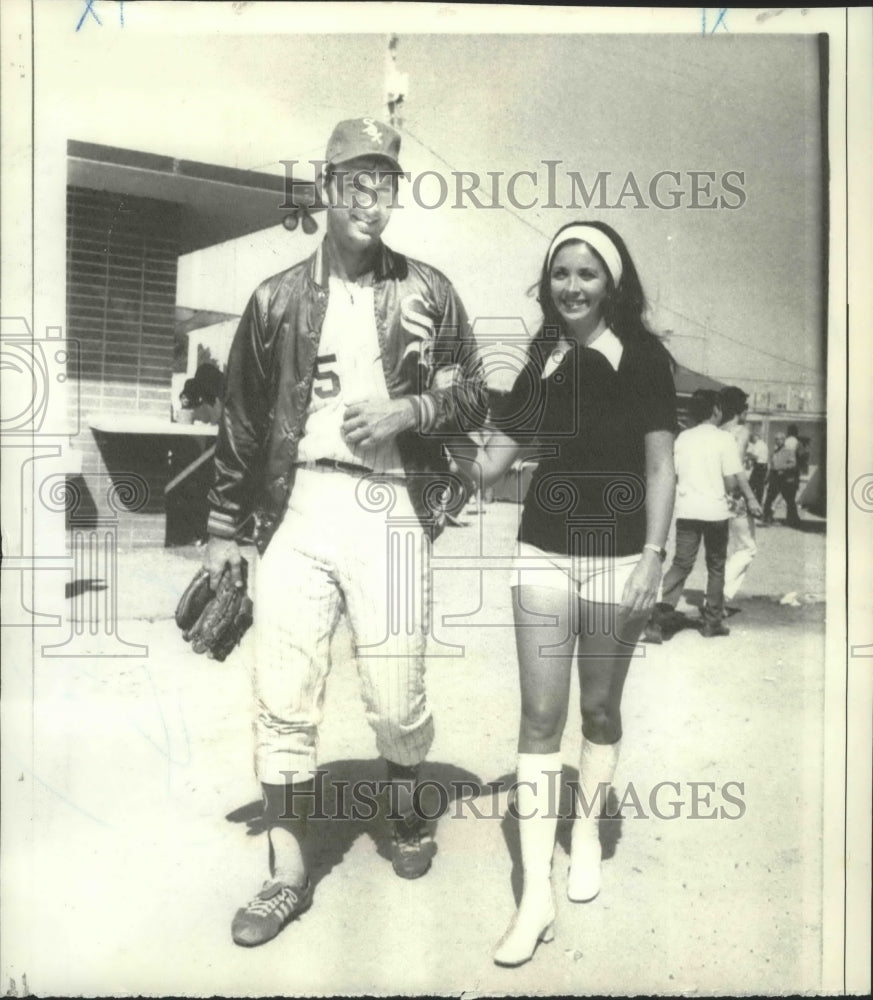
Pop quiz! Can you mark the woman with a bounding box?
[461,222,676,966]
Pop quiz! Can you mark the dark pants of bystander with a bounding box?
[660,518,730,623]
[749,464,768,505]
[763,470,800,526]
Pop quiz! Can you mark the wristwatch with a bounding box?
[643,543,667,562]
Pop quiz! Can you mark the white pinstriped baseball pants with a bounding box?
[251,467,434,786]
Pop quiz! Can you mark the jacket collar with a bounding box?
[308,239,404,288]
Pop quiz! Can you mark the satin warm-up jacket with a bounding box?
[206,241,487,552]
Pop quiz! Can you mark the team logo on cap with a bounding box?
[362,118,383,145]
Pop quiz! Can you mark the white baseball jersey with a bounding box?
[296,275,404,475]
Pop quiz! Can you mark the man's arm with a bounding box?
[413,279,487,436]
[341,397,417,447]
[449,429,522,490]
[721,430,762,513]
[204,294,269,584]
[734,466,763,517]
[342,277,487,446]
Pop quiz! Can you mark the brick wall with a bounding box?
[66,186,180,548]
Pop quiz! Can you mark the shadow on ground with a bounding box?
[65,578,107,599]
[760,518,826,535]
[226,758,484,891]
[679,587,825,630]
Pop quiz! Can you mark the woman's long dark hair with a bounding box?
[535,220,653,346]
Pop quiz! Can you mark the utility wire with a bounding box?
[406,122,822,379]
[254,109,822,382]
[653,299,821,375]
[402,125,553,241]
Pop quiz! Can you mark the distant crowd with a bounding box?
[643,387,810,644]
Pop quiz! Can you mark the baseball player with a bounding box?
[205,118,486,947]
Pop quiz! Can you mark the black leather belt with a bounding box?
[297,458,374,476]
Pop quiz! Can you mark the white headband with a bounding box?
[546,225,623,287]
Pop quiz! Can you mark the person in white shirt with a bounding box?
[719,387,763,604]
[645,389,741,641]
[762,430,802,526]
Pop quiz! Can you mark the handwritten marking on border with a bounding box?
[701,8,729,36]
[76,0,125,32]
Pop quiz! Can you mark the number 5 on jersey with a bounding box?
[314,354,341,399]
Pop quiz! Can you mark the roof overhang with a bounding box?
[67,140,323,255]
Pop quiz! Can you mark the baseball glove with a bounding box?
[175,558,253,661]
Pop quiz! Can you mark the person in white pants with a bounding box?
[719,387,763,604]
[456,222,677,967]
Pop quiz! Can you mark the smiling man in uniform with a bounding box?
[205,118,486,946]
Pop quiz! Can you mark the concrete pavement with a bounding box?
[4,502,826,996]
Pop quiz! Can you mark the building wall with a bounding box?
[66,186,180,547]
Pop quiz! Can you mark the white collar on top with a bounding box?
[541,327,623,380]
[587,328,623,372]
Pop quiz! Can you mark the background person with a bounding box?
[645,389,740,643]
[190,362,224,424]
[176,366,224,424]
[762,431,801,527]
[175,377,200,423]
[784,423,800,456]
[456,221,676,967]
[719,387,763,605]
[745,429,769,505]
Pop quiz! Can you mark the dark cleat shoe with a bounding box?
[700,621,730,638]
[231,878,313,947]
[642,619,664,644]
[391,814,433,879]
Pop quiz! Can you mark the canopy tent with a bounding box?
[673,364,727,398]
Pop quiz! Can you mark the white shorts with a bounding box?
[509,541,642,605]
